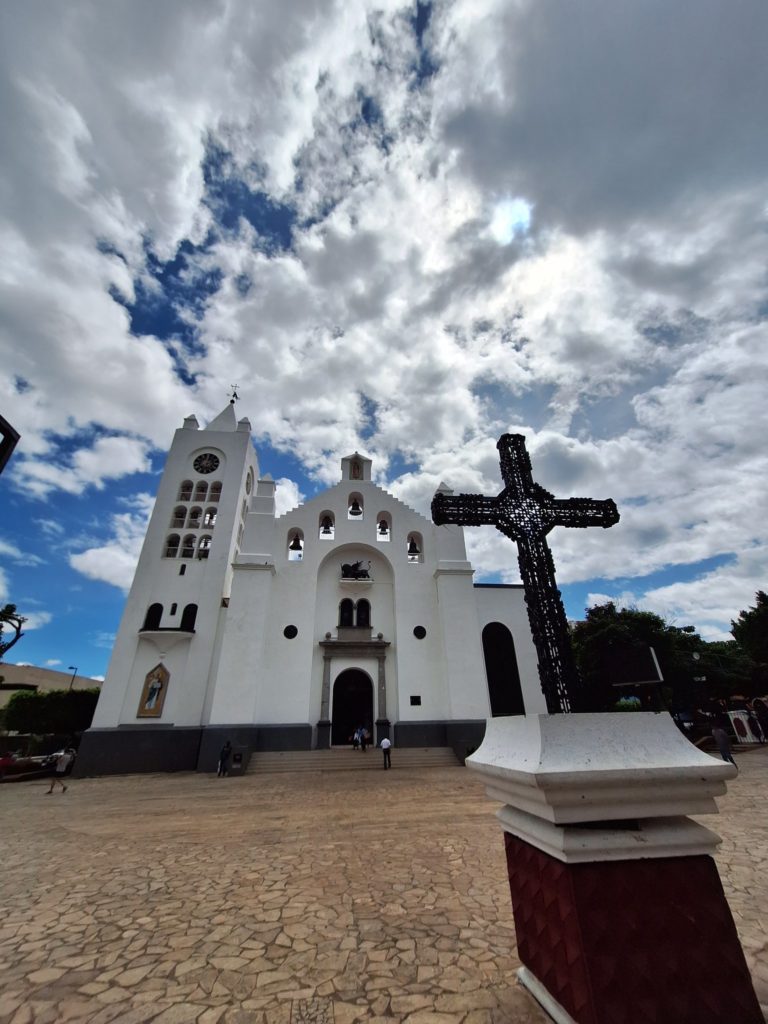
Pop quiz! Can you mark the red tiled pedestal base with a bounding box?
[505,832,762,1024]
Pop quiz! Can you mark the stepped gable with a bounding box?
[275,478,424,522]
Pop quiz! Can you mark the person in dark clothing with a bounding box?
[359,728,367,753]
[218,740,232,777]
[711,712,736,765]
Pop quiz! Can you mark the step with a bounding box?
[250,747,462,774]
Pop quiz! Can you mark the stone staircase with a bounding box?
[249,746,462,774]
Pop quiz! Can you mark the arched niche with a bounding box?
[481,622,525,717]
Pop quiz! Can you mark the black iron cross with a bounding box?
[431,434,620,713]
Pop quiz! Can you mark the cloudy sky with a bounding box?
[1,0,766,679]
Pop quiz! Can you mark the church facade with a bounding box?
[77,403,546,775]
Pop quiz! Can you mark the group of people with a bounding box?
[350,727,392,768]
[350,727,370,751]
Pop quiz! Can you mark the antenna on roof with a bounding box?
[229,385,240,404]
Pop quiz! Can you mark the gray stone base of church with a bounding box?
[394,720,486,761]
[74,726,203,776]
[74,720,483,775]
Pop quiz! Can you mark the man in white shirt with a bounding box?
[46,750,73,793]
[380,736,392,770]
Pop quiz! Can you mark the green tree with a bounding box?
[5,689,100,735]
[731,592,768,665]
[0,604,27,662]
[571,602,750,710]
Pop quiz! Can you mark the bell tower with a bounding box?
[80,401,259,773]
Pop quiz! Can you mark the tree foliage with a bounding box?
[0,604,27,661]
[4,688,100,735]
[571,602,752,710]
[731,591,768,665]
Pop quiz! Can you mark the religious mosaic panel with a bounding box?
[137,662,170,718]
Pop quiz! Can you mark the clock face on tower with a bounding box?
[193,452,220,474]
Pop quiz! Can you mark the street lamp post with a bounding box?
[68,665,78,691]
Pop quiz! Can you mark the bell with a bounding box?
[349,499,362,516]
[321,516,333,534]
[289,535,303,551]
[378,520,389,534]
[407,538,420,556]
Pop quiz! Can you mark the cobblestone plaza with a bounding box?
[2,750,767,1023]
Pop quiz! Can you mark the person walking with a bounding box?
[218,740,232,777]
[359,728,368,753]
[711,711,736,766]
[381,736,391,770]
[46,749,73,793]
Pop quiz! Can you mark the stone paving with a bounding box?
[1,747,767,1024]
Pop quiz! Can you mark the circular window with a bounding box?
[283,625,298,639]
[413,626,427,639]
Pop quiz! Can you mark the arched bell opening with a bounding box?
[287,528,304,561]
[319,511,335,539]
[347,492,364,520]
[407,532,423,563]
[331,669,374,746]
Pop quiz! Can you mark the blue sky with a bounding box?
[1,0,767,680]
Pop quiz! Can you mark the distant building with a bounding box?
[78,403,545,775]
[0,664,99,710]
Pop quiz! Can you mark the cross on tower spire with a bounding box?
[432,434,620,713]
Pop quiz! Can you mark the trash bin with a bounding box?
[228,746,251,775]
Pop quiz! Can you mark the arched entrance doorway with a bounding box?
[331,669,374,745]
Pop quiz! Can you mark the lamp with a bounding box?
[68,665,78,691]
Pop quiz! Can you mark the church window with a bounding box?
[347,492,364,520]
[241,499,247,520]
[188,507,202,529]
[164,534,180,558]
[170,603,177,615]
[376,513,391,541]
[356,599,371,628]
[237,524,244,549]
[180,604,198,631]
[482,622,524,717]
[193,481,208,501]
[197,535,212,559]
[283,624,298,639]
[170,507,186,528]
[142,603,163,630]
[181,535,196,558]
[245,469,253,495]
[319,512,335,539]
[407,532,423,563]
[178,480,193,501]
[413,625,426,639]
[210,481,222,503]
[287,529,304,561]
[179,564,186,576]
[410,695,422,706]
[339,599,354,628]
[203,507,218,528]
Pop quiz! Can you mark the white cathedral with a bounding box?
[77,402,546,775]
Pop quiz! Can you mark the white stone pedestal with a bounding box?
[467,712,761,1024]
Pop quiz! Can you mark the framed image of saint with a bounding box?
[137,663,170,718]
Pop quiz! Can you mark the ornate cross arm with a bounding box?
[549,495,620,532]
[432,492,498,527]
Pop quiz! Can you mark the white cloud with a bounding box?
[68,493,155,591]
[0,0,766,643]
[274,478,306,518]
